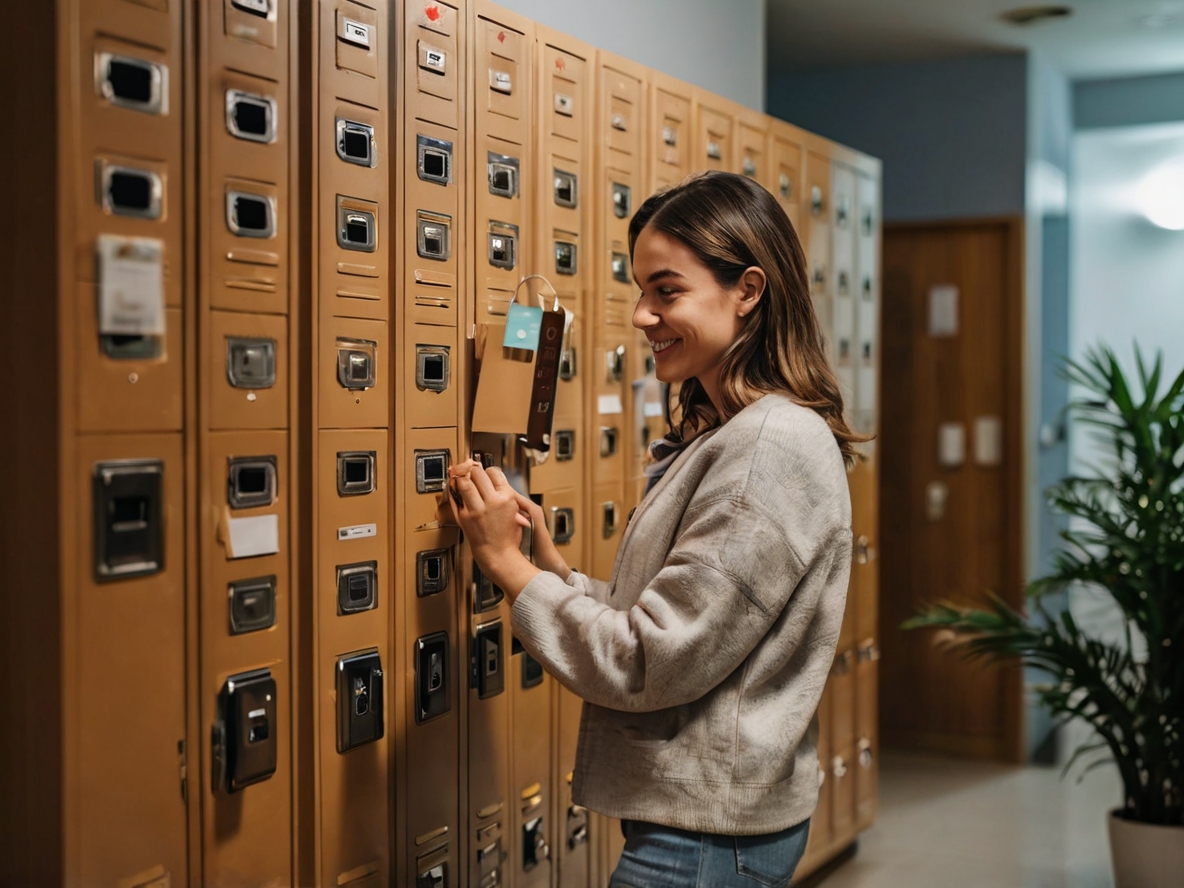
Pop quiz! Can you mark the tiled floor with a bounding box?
[815,749,1122,888]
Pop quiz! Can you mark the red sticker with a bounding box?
[425,4,441,21]
[497,30,506,43]
[555,57,566,71]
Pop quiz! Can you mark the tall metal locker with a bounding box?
[0,1,189,884]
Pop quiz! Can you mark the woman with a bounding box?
[448,171,861,887]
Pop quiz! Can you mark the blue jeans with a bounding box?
[609,818,811,888]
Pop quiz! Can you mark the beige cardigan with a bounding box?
[511,393,852,835]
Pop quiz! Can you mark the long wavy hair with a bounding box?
[628,170,867,467]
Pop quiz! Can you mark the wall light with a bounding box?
[1137,159,1184,229]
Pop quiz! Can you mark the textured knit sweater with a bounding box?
[511,393,853,835]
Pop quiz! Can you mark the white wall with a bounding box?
[1070,123,1184,396]
[493,0,766,111]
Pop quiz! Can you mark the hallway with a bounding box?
[816,749,1120,887]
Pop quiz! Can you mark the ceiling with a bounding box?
[766,0,1184,81]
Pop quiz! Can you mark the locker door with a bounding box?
[649,79,691,192]
[803,147,832,361]
[770,123,804,236]
[831,162,857,418]
[694,97,732,174]
[736,114,766,183]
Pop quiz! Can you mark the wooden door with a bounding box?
[879,219,1025,762]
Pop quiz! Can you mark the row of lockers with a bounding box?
[0,0,881,887]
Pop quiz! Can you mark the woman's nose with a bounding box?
[633,292,659,330]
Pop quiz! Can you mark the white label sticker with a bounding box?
[928,284,959,337]
[598,394,623,415]
[342,19,371,48]
[425,48,446,71]
[643,402,664,418]
[974,416,1003,466]
[938,422,965,468]
[338,523,377,541]
[247,708,266,719]
[227,514,280,559]
[97,235,165,336]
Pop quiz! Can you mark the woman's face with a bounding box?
[631,226,756,402]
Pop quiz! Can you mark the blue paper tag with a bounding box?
[504,302,543,351]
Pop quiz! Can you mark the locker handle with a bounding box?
[858,739,874,769]
[855,534,870,564]
[611,113,627,132]
[832,755,848,779]
[857,642,880,663]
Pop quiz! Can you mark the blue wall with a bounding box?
[1074,71,1184,130]
[766,54,1028,222]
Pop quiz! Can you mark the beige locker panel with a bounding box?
[329,0,381,107]
[201,431,292,887]
[848,456,879,645]
[528,446,583,515]
[531,483,584,575]
[216,0,287,80]
[320,97,389,321]
[317,431,389,608]
[405,117,460,328]
[403,428,457,532]
[736,117,766,182]
[830,743,857,840]
[475,9,529,136]
[555,686,590,888]
[592,343,627,485]
[405,323,458,429]
[212,66,290,186]
[600,162,637,327]
[512,651,553,887]
[854,655,879,829]
[804,689,832,858]
[319,316,388,429]
[855,171,879,433]
[695,100,732,173]
[75,433,187,886]
[86,0,173,48]
[600,64,641,158]
[541,38,588,147]
[829,651,856,756]
[467,607,511,888]
[209,310,289,430]
[79,152,182,310]
[403,527,460,888]
[77,295,182,433]
[210,177,289,316]
[475,132,528,314]
[547,227,583,310]
[78,32,181,300]
[770,128,803,233]
[589,480,624,582]
[650,83,692,190]
[406,0,461,130]
[804,149,832,359]
[831,162,857,413]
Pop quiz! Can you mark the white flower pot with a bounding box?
[1108,808,1184,888]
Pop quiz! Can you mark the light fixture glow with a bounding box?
[1137,160,1184,230]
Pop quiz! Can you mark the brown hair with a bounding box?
[628,170,868,467]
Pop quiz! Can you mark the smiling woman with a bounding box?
[447,170,863,887]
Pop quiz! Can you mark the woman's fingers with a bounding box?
[486,465,512,490]
[466,464,497,499]
[451,471,485,513]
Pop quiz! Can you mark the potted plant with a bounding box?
[905,345,1182,887]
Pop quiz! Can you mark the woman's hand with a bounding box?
[447,460,540,600]
[510,489,572,581]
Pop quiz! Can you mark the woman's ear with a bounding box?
[737,266,766,318]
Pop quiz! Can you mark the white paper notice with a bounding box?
[598,394,623,415]
[338,523,377,541]
[928,284,959,337]
[974,415,1003,466]
[938,422,965,468]
[227,514,280,559]
[97,234,165,336]
[643,402,663,418]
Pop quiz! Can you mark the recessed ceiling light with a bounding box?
[1000,5,1074,26]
